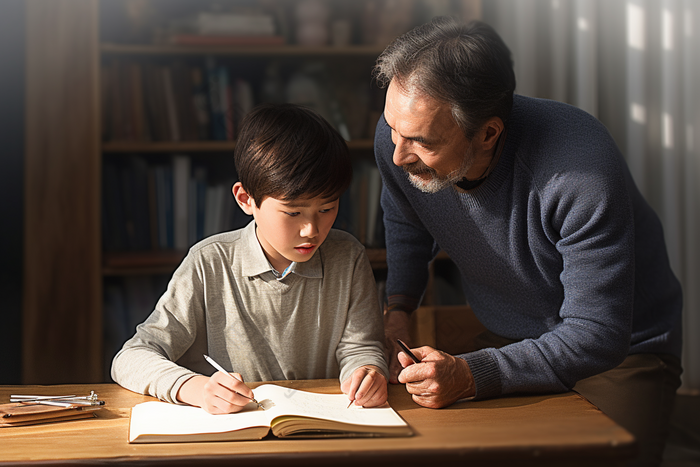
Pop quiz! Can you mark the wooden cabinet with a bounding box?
[23,0,480,384]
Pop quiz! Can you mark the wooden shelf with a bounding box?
[102,139,374,153]
[101,42,386,57]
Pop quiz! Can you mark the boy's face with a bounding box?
[233,183,339,273]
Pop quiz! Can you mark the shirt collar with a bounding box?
[239,221,323,279]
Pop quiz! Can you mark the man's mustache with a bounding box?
[403,162,435,176]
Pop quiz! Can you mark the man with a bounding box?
[373,17,682,467]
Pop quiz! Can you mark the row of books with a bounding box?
[102,155,251,253]
[102,154,386,254]
[102,58,254,143]
[344,159,385,249]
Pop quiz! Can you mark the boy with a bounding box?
[112,104,388,414]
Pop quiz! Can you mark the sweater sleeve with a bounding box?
[110,252,204,403]
[335,246,390,382]
[375,115,441,309]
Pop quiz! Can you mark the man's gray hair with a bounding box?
[374,16,516,139]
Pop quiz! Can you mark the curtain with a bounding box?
[483,0,700,393]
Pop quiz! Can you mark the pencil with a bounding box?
[203,355,262,408]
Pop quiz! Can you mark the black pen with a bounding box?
[396,339,421,364]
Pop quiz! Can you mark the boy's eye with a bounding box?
[320,207,335,214]
[284,212,300,217]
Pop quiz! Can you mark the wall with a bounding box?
[0,0,25,384]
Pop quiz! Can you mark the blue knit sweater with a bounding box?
[375,95,683,399]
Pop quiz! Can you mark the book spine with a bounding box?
[172,154,191,251]
[161,66,180,142]
[205,58,226,141]
[190,67,210,140]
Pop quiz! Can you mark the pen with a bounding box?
[10,392,105,407]
[203,355,262,408]
[397,339,421,364]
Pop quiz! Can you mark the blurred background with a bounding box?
[1,3,698,456]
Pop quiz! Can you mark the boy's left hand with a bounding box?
[341,365,388,407]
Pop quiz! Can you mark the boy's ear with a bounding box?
[232,182,255,215]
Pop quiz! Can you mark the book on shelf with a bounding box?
[153,164,174,249]
[161,66,180,142]
[345,159,384,248]
[190,66,211,140]
[172,62,201,142]
[142,63,169,141]
[205,57,229,141]
[128,383,412,443]
[172,155,191,251]
[188,167,207,246]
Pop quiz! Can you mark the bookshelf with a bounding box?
[23,0,480,384]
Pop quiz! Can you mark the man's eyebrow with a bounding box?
[385,122,430,144]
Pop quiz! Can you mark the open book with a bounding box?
[129,384,413,443]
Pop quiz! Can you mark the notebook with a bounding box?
[128,383,413,443]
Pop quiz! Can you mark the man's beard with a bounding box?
[403,147,475,194]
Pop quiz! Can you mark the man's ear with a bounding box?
[478,117,505,152]
[232,182,255,216]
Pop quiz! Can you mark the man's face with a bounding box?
[383,80,475,193]
[248,193,339,273]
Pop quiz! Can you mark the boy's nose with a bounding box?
[301,221,318,238]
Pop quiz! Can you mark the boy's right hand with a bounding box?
[177,372,256,414]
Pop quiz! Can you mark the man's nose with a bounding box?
[392,138,417,167]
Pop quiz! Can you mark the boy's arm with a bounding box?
[335,247,389,384]
[111,253,205,403]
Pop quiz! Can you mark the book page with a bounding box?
[254,384,407,427]
[129,399,274,441]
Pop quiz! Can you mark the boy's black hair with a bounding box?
[234,103,352,206]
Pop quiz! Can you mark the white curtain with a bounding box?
[484,0,700,393]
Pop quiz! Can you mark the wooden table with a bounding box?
[0,380,635,466]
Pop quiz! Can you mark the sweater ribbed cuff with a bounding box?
[460,350,502,400]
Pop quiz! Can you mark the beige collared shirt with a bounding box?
[111,221,387,403]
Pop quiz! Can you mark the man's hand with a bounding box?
[384,309,412,383]
[341,365,388,407]
[176,371,256,414]
[397,345,476,408]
